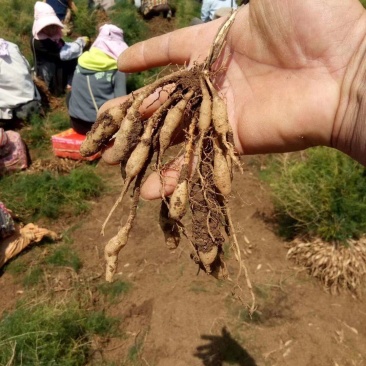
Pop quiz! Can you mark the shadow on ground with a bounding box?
[194,326,257,366]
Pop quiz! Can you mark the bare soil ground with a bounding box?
[2,155,366,366]
[84,157,366,366]
[1,12,366,366]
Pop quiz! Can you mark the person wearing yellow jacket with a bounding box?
[67,24,128,135]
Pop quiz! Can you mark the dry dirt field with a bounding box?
[2,155,366,366]
[1,13,366,366]
[88,158,366,366]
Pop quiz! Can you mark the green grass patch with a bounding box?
[73,0,98,38]
[21,114,49,150]
[98,280,132,302]
[5,259,29,276]
[22,109,72,150]
[4,244,82,287]
[108,0,148,46]
[0,0,34,59]
[262,148,366,243]
[0,166,105,221]
[171,0,201,27]
[125,331,147,366]
[23,265,44,288]
[48,109,71,131]
[45,245,82,272]
[0,297,120,365]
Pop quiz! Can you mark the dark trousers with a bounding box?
[70,116,93,135]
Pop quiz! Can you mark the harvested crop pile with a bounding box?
[287,238,366,296]
[80,11,254,308]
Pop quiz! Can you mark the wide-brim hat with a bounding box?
[91,24,128,60]
[32,1,64,37]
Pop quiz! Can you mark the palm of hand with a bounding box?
[115,1,364,158]
[205,0,365,155]
[107,0,366,198]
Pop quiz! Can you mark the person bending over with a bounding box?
[31,2,89,96]
[67,24,128,135]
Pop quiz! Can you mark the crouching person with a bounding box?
[31,2,89,97]
[0,128,29,175]
[0,39,41,122]
[67,24,128,135]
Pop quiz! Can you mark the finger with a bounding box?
[98,84,173,117]
[100,85,174,165]
[117,20,224,73]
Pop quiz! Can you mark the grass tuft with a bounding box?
[0,166,105,221]
[0,297,120,365]
[263,148,366,243]
[23,266,44,288]
[73,0,98,38]
[45,245,82,272]
[108,0,148,46]
[98,280,132,302]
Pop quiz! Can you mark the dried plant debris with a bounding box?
[287,238,366,296]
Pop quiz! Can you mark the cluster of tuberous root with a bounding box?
[79,10,255,312]
[287,238,366,296]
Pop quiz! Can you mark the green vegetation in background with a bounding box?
[0,298,120,366]
[73,0,98,38]
[262,147,366,243]
[0,166,104,221]
[171,0,201,27]
[22,109,71,150]
[0,0,34,59]
[5,243,82,287]
[22,265,44,287]
[47,109,72,130]
[21,113,47,149]
[109,0,152,91]
[107,0,201,91]
[109,0,148,46]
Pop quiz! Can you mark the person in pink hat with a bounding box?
[66,24,128,135]
[31,1,89,96]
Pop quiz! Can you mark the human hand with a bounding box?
[98,0,366,199]
[79,36,90,47]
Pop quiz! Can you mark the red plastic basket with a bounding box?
[51,128,100,161]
